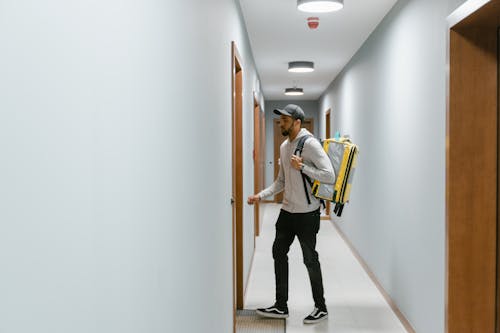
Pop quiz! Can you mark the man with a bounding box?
[247,104,334,324]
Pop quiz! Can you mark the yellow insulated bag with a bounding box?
[311,137,359,217]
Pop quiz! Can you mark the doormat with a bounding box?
[236,309,286,333]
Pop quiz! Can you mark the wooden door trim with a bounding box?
[446,1,500,331]
[231,41,244,332]
[253,94,261,238]
[260,109,266,210]
[447,0,494,28]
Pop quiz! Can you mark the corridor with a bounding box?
[244,204,407,333]
[0,0,497,332]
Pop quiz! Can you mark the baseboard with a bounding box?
[330,220,416,333]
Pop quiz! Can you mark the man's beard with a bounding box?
[281,123,294,136]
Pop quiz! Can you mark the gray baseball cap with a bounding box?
[273,104,305,122]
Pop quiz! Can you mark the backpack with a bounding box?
[295,135,359,217]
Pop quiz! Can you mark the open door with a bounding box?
[446,1,500,331]
[231,41,244,332]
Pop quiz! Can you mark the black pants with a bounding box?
[272,208,325,310]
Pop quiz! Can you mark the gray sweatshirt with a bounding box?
[258,128,335,213]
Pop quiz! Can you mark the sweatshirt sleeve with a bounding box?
[257,158,285,199]
[302,138,335,184]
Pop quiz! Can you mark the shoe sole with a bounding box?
[303,314,328,324]
[255,309,289,319]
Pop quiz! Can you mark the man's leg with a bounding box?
[272,209,295,309]
[296,209,326,310]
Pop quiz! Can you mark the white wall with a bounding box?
[0,1,262,332]
[319,0,467,332]
[238,2,265,299]
[263,100,319,188]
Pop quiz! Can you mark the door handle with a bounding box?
[231,197,235,205]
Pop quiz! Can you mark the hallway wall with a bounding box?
[319,0,467,332]
[263,100,319,188]
[0,1,262,332]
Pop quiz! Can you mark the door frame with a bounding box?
[260,106,266,205]
[446,1,500,331]
[231,41,244,332]
[253,94,261,238]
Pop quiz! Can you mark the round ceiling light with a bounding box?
[284,87,304,96]
[297,0,344,13]
[288,61,315,73]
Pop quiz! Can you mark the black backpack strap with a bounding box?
[295,135,313,205]
[294,135,311,156]
[295,135,327,210]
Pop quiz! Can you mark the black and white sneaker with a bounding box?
[303,307,328,324]
[256,305,289,319]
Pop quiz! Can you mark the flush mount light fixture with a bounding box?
[297,0,344,13]
[284,87,304,96]
[288,61,315,73]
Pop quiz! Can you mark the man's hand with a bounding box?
[247,194,261,205]
[291,155,304,171]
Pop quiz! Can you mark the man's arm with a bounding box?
[301,139,335,184]
[248,158,285,204]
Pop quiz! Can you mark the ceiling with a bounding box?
[238,0,398,101]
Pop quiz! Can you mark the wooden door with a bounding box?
[231,42,244,328]
[446,1,500,331]
[273,118,314,203]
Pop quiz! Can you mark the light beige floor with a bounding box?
[244,203,408,333]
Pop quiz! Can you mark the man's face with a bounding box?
[279,115,297,136]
